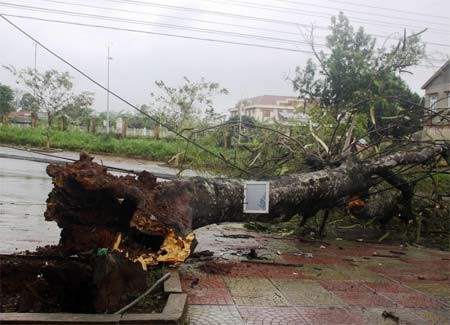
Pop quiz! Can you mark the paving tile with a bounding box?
[181,274,233,305]
[273,280,344,306]
[186,304,244,325]
[296,306,365,324]
[262,238,302,254]
[301,265,351,280]
[364,281,415,294]
[227,263,265,278]
[336,265,388,282]
[238,306,308,324]
[227,261,309,280]
[256,263,309,280]
[382,292,439,308]
[182,225,449,323]
[364,260,416,272]
[409,283,450,302]
[357,307,428,325]
[333,291,396,307]
[384,271,449,284]
[319,280,370,293]
[413,308,450,324]
[282,252,347,265]
[408,284,450,296]
[225,278,288,306]
[403,248,447,260]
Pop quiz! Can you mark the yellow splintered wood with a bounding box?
[111,229,195,270]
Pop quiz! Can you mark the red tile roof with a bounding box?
[238,95,299,107]
[8,111,32,117]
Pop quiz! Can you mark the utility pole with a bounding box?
[106,46,113,133]
[238,101,244,144]
[33,42,37,71]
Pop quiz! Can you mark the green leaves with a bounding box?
[150,77,228,131]
[290,12,425,153]
[0,83,15,117]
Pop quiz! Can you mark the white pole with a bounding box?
[106,46,112,133]
[34,42,37,71]
[238,102,243,144]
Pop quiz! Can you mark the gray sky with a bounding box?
[0,0,449,115]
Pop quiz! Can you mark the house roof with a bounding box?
[421,59,450,90]
[237,95,300,107]
[8,110,32,117]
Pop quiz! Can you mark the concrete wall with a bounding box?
[424,64,450,110]
[243,106,294,122]
[423,64,450,138]
[421,125,450,142]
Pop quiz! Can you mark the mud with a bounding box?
[0,251,165,314]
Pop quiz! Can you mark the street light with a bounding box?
[106,46,113,133]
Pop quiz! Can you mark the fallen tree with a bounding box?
[45,145,449,267]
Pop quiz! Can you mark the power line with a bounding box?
[0,2,326,48]
[3,3,450,56]
[0,14,253,176]
[16,0,450,48]
[36,0,315,40]
[268,0,450,24]
[202,0,450,29]
[0,13,445,69]
[101,0,450,35]
[0,13,314,53]
[325,0,450,21]
[0,144,177,179]
[93,0,450,47]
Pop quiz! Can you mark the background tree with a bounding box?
[150,77,228,133]
[0,83,15,119]
[291,12,426,152]
[19,92,39,113]
[61,92,95,127]
[6,67,89,148]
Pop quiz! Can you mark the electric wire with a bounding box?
[40,0,450,48]
[6,1,450,50]
[326,0,450,21]
[201,0,450,30]
[4,12,448,69]
[1,13,445,69]
[0,13,318,53]
[0,14,253,176]
[267,0,450,24]
[0,2,326,48]
[98,0,450,35]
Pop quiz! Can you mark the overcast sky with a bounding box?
[0,0,449,115]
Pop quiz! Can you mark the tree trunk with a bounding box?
[46,112,52,149]
[44,146,448,266]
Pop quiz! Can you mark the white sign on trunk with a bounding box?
[243,181,269,213]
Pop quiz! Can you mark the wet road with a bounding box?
[0,147,201,254]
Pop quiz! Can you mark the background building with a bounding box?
[229,95,309,124]
[421,60,450,142]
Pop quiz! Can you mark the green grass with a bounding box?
[0,125,187,162]
[0,125,241,171]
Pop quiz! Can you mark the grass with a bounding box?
[0,125,241,172]
[0,125,198,162]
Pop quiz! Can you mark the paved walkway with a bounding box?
[179,224,450,325]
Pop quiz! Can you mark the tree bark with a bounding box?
[44,146,448,262]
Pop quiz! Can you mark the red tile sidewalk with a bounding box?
[181,223,450,324]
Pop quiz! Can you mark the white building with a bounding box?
[229,95,309,124]
[421,60,450,142]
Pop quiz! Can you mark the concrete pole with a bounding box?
[238,102,243,144]
[106,46,112,133]
[34,42,37,71]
